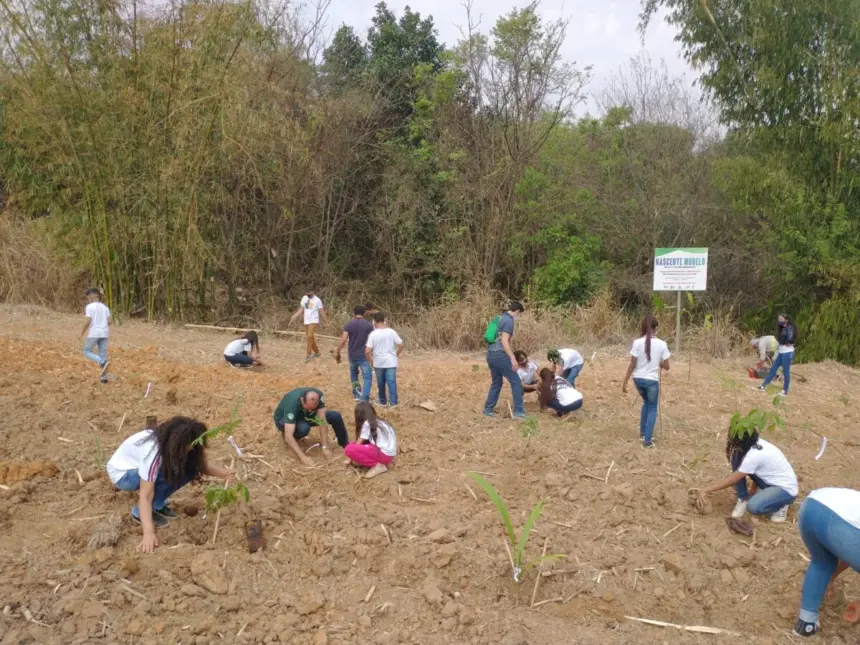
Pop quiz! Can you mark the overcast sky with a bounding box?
[316,0,697,116]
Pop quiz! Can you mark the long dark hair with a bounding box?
[778,313,798,343]
[240,330,259,349]
[354,402,379,441]
[641,315,658,361]
[726,429,762,470]
[139,416,208,486]
[538,367,557,410]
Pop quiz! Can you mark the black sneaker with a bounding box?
[155,505,179,519]
[131,509,169,528]
[792,618,819,637]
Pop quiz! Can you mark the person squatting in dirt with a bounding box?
[695,427,798,523]
[223,330,262,368]
[538,367,583,417]
[80,287,112,383]
[344,402,397,479]
[273,387,349,467]
[547,347,585,388]
[106,416,236,553]
[514,350,541,394]
[792,487,860,637]
[622,315,670,448]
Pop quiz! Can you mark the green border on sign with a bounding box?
[654,247,708,257]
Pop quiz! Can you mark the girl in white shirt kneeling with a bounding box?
[344,402,397,479]
[224,331,262,367]
[538,367,583,417]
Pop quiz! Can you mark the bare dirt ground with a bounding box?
[0,304,858,645]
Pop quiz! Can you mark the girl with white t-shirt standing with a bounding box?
[344,402,397,478]
[695,428,798,522]
[759,313,797,397]
[106,416,235,553]
[538,367,583,416]
[223,331,262,367]
[793,487,860,637]
[622,315,670,448]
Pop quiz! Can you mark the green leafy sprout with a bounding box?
[204,482,250,513]
[467,472,564,582]
[521,415,539,438]
[729,408,784,441]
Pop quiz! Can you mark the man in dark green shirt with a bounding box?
[274,387,348,465]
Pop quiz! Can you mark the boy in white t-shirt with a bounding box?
[548,348,585,387]
[695,429,798,523]
[290,287,328,362]
[80,288,112,383]
[365,312,404,408]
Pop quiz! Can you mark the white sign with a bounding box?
[653,248,708,291]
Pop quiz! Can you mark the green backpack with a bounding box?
[484,315,501,344]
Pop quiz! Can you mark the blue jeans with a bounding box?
[734,472,796,514]
[225,352,254,366]
[484,352,525,416]
[350,358,372,402]
[763,350,793,393]
[562,364,583,388]
[633,378,659,445]
[374,367,398,406]
[548,398,582,417]
[83,337,108,367]
[798,498,860,623]
[114,467,193,515]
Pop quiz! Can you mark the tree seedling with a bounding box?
[467,472,564,582]
[520,415,540,439]
[729,407,784,440]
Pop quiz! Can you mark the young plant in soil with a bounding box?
[467,472,563,582]
[520,415,539,439]
[729,407,784,440]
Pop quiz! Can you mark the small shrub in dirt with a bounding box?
[88,513,122,550]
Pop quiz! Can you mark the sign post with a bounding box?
[653,248,709,354]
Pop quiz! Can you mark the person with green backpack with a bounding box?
[482,302,526,418]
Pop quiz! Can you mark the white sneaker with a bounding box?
[777,391,788,398]
[771,505,789,523]
[731,499,748,519]
[365,463,389,479]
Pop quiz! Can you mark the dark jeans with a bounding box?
[114,467,193,514]
[548,398,582,417]
[374,367,398,405]
[633,377,659,445]
[276,410,349,448]
[484,351,524,416]
[763,350,793,393]
[562,363,583,388]
[225,352,254,366]
[349,358,372,402]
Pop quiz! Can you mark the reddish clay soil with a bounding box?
[0,304,858,645]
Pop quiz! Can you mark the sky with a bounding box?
[314,0,698,116]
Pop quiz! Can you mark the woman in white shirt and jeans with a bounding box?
[223,331,262,367]
[538,366,583,416]
[622,315,670,448]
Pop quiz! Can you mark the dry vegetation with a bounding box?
[0,305,858,645]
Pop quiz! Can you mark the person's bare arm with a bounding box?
[80,317,91,338]
[137,480,158,553]
[315,408,331,455]
[701,471,746,495]
[396,340,404,357]
[335,332,349,359]
[622,356,636,393]
[202,456,236,480]
[321,306,328,326]
[281,423,314,466]
[365,346,373,366]
[289,306,304,324]
[501,332,516,370]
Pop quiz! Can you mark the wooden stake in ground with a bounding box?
[625,616,739,636]
[530,538,549,607]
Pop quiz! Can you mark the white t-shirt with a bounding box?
[558,348,584,371]
[807,488,860,530]
[366,328,403,369]
[630,336,670,381]
[300,295,324,325]
[737,438,798,497]
[753,336,777,361]
[85,302,111,338]
[224,338,252,356]
[517,360,539,385]
[554,377,583,407]
[360,419,397,458]
[106,430,160,485]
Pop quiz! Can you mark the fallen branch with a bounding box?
[604,461,615,484]
[117,412,127,434]
[364,586,376,603]
[625,616,739,636]
[663,522,683,538]
[531,596,564,608]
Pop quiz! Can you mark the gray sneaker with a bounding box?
[131,508,169,528]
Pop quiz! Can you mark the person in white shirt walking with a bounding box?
[793,487,860,637]
[622,315,670,448]
[547,348,585,387]
[80,288,112,383]
[290,287,327,362]
[695,428,798,523]
[365,312,404,408]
